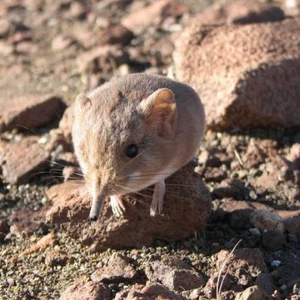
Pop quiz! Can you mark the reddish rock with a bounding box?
[91,253,137,283]
[145,257,204,292]
[0,94,66,132]
[121,0,187,34]
[59,281,111,300]
[288,143,300,169]
[15,41,38,54]
[220,200,272,213]
[235,285,273,300]
[243,144,267,169]
[19,231,55,258]
[68,1,87,19]
[51,35,74,51]
[0,40,14,56]
[9,29,33,44]
[262,230,286,251]
[217,248,268,282]
[45,250,74,267]
[46,162,211,251]
[59,104,74,144]
[115,283,186,300]
[204,272,237,299]
[8,207,49,236]
[190,0,284,26]
[0,18,10,37]
[0,138,50,185]
[254,155,291,189]
[250,210,285,233]
[78,25,134,49]
[277,209,300,235]
[174,18,300,130]
[213,179,248,199]
[76,45,128,73]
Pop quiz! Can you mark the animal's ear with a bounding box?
[139,88,177,138]
[74,94,92,115]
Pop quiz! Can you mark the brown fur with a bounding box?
[72,74,205,217]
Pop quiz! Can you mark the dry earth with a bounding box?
[1,0,300,299]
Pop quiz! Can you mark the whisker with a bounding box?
[114,184,152,199]
[16,125,39,135]
[117,168,178,181]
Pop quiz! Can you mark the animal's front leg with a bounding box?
[110,195,125,217]
[150,180,166,216]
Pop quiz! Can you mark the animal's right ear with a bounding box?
[74,94,92,115]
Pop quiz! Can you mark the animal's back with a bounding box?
[89,73,205,166]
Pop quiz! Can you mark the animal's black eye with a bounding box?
[125,144,138,158]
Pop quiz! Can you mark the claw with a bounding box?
[110,195,125,217]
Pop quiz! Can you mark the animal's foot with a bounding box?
[150,180,165,216]
[110,195,125,217]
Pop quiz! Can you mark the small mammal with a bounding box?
[72,74,205,221]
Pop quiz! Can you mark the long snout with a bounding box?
[89,194,106,221]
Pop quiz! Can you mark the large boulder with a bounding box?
[174,17,300,130]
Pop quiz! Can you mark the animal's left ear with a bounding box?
[139,88,177,138]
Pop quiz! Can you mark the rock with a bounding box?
[91,253,137,283]
[174,17,300,130]
[0,137,50,185]
[190,0,284,26]
[217,199,273,229]
[254,155,291,189]
[262,230,286,251]
[9,29,33,44]
[68,1,86,19]
[8,207,49,237]
[115,283,186,300]
[272,262,300,285]
[59,281,111,300]
[284,0,300,16]
[288,143,300,169]
[0,40,14,56]
[212,179,248,199]
[51,35,74,51]
[255,273,276,295]
[243,144,267,169]
[59,104,74,144]
[19,231,55,258]
[0,219,9,241]
[145,257,204,292]
[234,285,273,300]
[217,248,268,283]
[204,272,237,299]
[0,94,66,132]
[76,45,128,73]
[250,210,285,233]
[78,25,134,49]
[15,41,38,54]
[46,162,211,251]
[276,209,300,235]
[45,250,74,267]
[121,0,187,34]
[220,200,272,214]
[0,18,10,37]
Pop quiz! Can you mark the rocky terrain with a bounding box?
[1,0,300,299]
